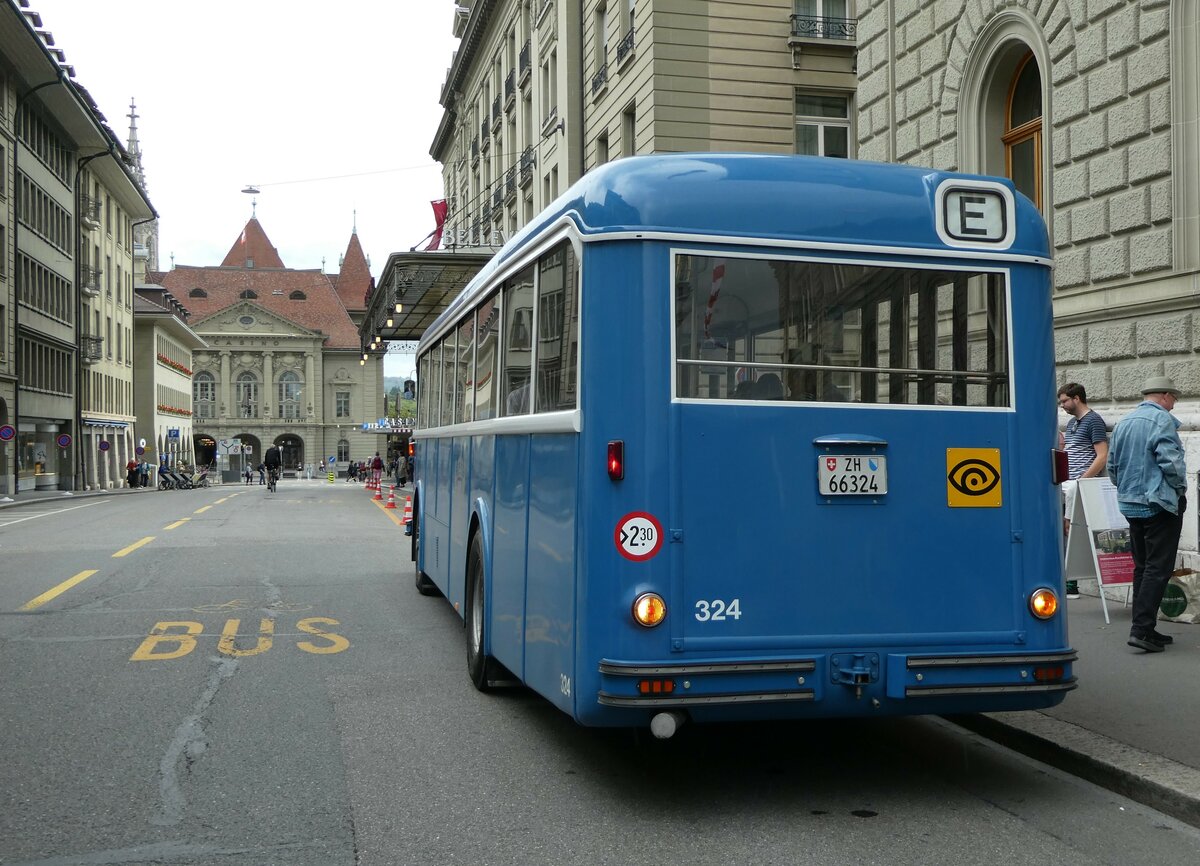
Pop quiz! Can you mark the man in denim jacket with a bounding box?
[1106,376,1187,653]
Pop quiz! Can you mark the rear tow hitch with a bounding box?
[831,653,880,700]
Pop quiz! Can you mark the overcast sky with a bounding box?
[38,0,458,378]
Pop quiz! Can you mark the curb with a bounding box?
[948,711,1200,829]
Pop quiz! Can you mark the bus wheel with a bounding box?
[466,532,496,692]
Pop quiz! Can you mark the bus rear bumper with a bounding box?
[595,649,1077,714]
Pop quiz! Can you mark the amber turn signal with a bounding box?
[1030,588,1058,619]
[633,592,666,627]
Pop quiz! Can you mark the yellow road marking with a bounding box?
[164,518,190,530]
[372,497,406,527]
[20,570,99,611]
[194,505,213,514]
[113,536,155,558]
[214,497,230,504]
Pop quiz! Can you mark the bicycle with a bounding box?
[266,465,280,493]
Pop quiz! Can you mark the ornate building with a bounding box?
[154,218,384,477]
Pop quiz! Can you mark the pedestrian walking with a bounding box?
[1057,382,1108,598]
[1106,376,1187,653]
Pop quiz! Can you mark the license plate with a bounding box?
[818,455,887,496]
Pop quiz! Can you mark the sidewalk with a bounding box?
[956,591,1200,828]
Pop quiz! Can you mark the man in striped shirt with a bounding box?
[1058,383,1109,598]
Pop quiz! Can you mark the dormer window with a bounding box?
[189,288,207,298]
[289,290,307,300]
[240,289,258,299]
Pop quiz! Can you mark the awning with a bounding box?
[82,419,131,428]
[363,250,493,349]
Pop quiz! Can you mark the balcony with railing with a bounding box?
[491,95,502,129]
[504,168,517,204]
[80,265,101,297]
[492,185,503,211]
[789,14,857,41]
[519,39,531,85]
[591,61,608,97]
[616,28,635,66]
[504,71,515,108]
[82,334,103,364]
[519,146,535,188]
[79,194,101,231]
[471,136,480,163]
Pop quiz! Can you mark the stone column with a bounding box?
[263,351,274,418]
[220,351,231,418]
[305,352,315,417]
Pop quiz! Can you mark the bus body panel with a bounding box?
[492,435,531,678]
[524,434,579,714]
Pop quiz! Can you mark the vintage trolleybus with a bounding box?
[411,153,1075,738]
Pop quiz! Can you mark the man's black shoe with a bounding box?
[1149,630,1174,645]
[1128,634,1165,653]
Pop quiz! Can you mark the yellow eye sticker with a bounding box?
[946,448,1002,508]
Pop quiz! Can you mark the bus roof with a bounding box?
[422,153,1050,349]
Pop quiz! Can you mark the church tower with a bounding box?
[127,98,160,277]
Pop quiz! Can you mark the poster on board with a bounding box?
[1064,477,1134,624]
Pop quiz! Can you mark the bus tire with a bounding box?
[465,532,497,692]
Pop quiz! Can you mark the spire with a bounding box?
[126,98,146,188]
[353,209,357,234]
[222,218,286,269]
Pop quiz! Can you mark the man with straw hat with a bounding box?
[1106,376,1187,653]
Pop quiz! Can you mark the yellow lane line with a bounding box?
[20,570,99,611]
[372,497,407,528]
[164,518,190,530]
[194,505,213,514]
[214,496,230,504]
[113,536,155,558]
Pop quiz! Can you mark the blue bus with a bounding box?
[411,153,1075,738]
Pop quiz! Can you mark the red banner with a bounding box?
[1097,552,1135,586]
[424,199,448,251]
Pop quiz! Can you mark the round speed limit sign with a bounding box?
[615,511,664,562]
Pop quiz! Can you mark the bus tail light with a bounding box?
[1029,588,1058,619]
[607,440,624,480]
[633,592,666,627]
[1033,665,1065,683]
[638,678,675,695]
[1052,449,1069,484]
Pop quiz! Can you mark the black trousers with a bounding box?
[1128,508,1183,637]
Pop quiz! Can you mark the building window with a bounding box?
[337,438,350,462]
[335,390,351,418]
[596,131,610,166]
[239,289,257,299]
[236,372,259,418]
[1003,53,1042,210]
[190,288,207,298]
[194,371,216,419]
[795,92,850,157]
[621,103,636,157]
[278,370,303,419]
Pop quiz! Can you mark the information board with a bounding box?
[1065,477,1134,623]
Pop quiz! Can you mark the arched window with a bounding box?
[289,290,307,300]
[239,289,258,300]
[277,370,303,419]
[189,288,207,298]
[235,372,259,418]
[1004,53,1042,209]
[193,371,216,419]
[337,438,350,462]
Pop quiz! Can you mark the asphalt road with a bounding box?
[2,481,1198,866]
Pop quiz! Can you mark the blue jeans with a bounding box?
[1128,508,1183,637]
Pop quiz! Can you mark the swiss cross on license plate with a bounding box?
[818,455,888,496]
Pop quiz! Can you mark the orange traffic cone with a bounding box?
[373,481,384,501]
[402,495,413,524]
[385,486,397,509]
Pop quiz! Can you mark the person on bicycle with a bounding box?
[263,445,283,488]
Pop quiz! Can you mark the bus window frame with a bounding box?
[669,246,1016,412]
[416,224,584,437]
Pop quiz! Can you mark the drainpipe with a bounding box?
[75,144,116,492]
[11,70,70,497]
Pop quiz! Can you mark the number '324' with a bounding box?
[694,598,742,621]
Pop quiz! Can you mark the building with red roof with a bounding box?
[153,217,384,475]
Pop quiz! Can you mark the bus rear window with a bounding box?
[675,254,1009,407]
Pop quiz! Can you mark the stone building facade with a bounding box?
[857,0,1200,563]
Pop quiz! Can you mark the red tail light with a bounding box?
[607,440,624,481]
[1052,449,1069,484]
